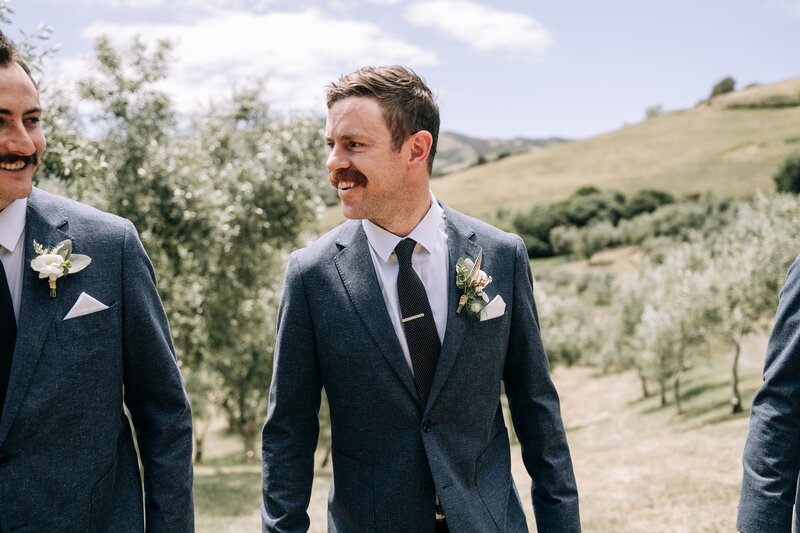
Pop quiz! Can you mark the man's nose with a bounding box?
[326,145,351,173]
[3,121,36,156]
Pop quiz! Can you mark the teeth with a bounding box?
[338,181,355,191]
[0,161,26,171]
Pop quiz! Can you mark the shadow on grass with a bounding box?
[196,471,261,517]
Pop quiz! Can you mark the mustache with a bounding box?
[0,154,38,166]
[329,167,368,188]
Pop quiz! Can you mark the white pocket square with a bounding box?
[480,295,506,322]
[63,292,109,320]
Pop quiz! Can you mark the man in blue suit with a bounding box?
[262,65,580,532]
[738,257,800,533]
[0,32,194,531]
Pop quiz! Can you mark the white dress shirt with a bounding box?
[0,198,27,320]
[362,192,449,374]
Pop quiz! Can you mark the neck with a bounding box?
[371,194,432,238]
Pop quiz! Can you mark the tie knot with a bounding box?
[394,238,417,268]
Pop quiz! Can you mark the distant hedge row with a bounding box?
[510,187,677,258]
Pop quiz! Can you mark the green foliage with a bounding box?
[645,104,663,119]
[537,287,599,366]
[551,193,732,259]
[37,34,326,460]
[710,76,736,98]
[571,193,800,410]
[512,203,568,257]
[773,153,800,193]
[564,189,626,227]
[623,189,674,218]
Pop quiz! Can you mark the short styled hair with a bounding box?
[326,65,440,174]
[0,31,34,81]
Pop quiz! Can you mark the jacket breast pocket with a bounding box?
[56,302,119,342]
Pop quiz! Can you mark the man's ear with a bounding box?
[407,130,433,169]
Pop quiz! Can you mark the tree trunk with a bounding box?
[241,417,259,463]
[659,378,667,407]
[194,434,206,465]
[639,372,650,399]
[673,370,683,415]
[731,340,743,414]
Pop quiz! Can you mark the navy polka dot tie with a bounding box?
[0,259,16,422]
[395,238,441,408]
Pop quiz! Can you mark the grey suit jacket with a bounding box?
[738,256,800,533]
[262,205,580,532]
[0,188,194,532]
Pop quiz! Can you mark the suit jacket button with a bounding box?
[422,420,432,433]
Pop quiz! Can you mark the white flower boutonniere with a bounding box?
[455,249,493,317]
[30,239,91,298]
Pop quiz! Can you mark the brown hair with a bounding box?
[326,65,439,174]
[0,31,34,82]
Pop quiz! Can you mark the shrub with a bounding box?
[564,190,626,227]
[623,189,674,218]
[773,153,800,194]
[710,76,735,98]
[512,203,569,257]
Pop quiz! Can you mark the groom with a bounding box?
[0,33,193,531]
[262,65,580,532]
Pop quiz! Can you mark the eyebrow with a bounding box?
[0,106,42,116]
[326,133,371,143]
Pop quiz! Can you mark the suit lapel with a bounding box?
[0,190,71,445]
[334,222,419,402]
[426,207,480,413]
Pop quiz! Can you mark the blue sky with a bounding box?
[5,0,800,139]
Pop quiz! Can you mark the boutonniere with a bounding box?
[30,239,91,298]
[455,249,493,317]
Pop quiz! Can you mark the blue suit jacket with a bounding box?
[0,188,194,532]
[738,256,800,533]
[262,206,580,532]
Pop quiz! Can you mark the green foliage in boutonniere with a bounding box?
[30,239,91,298]
[455,249,493,317]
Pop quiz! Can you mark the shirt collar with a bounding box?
[0,197,27,253]
[362,191,445,264]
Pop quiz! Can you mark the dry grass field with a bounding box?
[195,334,767,532]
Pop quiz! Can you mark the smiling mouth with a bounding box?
[0,155,37,171]
[330,168,368,191]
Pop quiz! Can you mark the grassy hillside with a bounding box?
[319,77,800,229]
[433,131,566,176]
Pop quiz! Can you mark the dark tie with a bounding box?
[395,238,441,408]
[0,258,16,421]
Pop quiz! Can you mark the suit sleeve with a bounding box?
[120,220,195,532]
[503,236,581,533]
[738,257,800,533]
[261,253,322,533]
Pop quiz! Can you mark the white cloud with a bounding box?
[51,0,279,9]
[73,9,437,114]
[405,0,553,58]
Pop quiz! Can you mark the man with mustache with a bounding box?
[0,32,194,531]
[262,65,580,532]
